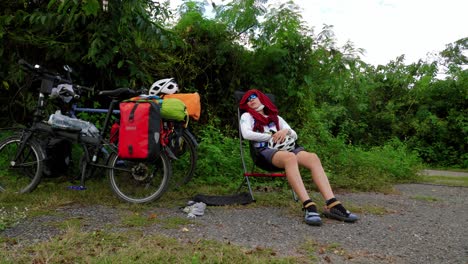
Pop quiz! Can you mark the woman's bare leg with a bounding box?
[271,151,310,202]
[296,151,335,201]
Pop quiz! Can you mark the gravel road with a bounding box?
[2,183,467,263]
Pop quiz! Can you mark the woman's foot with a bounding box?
[323,199,359,223]
[303,200,322,226]
[304,210,322,226]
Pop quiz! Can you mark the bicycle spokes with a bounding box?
[0,136,43,193]
[107,152,171,204]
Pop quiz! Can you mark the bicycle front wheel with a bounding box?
[0,135,44,193]
[107,152,172,203]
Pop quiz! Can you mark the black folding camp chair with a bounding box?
[234,91,297,202]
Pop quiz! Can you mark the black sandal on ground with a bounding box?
[322,200,359,223]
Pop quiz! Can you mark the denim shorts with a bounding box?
[257,146,305,166]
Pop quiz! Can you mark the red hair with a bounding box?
[239,89,279,132]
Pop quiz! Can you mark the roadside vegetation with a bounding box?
[1,170,465,262]
[1,169,466,262]
[1,1,466,171]
[418,175,468,187]
[2,226,303,263]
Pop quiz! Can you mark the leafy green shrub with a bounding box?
[194,122,243,189]
[194,117,422,192]
[325,139,422,191]
[295,105,423,191]
[326,146,394,191]
[372,139,423,182]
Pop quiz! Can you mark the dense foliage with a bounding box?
[1,1,466,191]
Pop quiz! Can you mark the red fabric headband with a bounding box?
[239,89,279,132]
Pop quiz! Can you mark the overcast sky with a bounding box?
[295,0,467,66]
[171,0,467,66]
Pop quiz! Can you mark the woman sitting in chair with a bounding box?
[239,89,358,226]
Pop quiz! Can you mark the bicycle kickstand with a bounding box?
[68,163,87,191]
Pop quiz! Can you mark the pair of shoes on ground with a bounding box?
[304,201,359,226]
[183,201,207,218]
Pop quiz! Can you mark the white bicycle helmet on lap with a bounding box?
[268,135,296,151]
[149,78,179,95]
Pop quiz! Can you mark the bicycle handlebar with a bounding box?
[19,59,94,96]
[18,59,36,72]
[75,84,93,92]
[19,59,71,84]
[19,59,145,102]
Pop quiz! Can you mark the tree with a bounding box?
[0,0,176,124]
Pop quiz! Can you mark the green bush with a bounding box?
[294,108,422,191]
[194,120,423,193]
[323,139,422,192]
[194,123,243,189]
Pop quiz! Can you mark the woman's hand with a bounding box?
[271,129,290,143]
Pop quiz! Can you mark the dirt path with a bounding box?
[2,182,467,263]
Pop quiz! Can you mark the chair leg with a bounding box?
[236,176,246,193]
[237,176,256,202]
[245,176,255,202]
[291,190,299,202]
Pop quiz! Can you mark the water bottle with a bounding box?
[81,122,99,137]
[48,111,99,137]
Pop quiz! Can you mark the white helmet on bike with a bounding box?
[149,78,179,95]
[268,135,296,152]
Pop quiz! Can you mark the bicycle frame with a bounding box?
[73,106,120,115]
[69,98,198,154]
[2,60,173,202]
[71,94,130,186]
[51,74,198,190]
[69,97,198,188]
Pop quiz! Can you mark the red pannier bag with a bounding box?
[118,99,161,161]
[109,122,119,144]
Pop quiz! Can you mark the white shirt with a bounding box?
[240,112,297,143]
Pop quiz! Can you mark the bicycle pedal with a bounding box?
[68,185,87,191]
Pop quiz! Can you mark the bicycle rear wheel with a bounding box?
[169,129,197,188]
[107,152,172,203]
[0,135,44,193]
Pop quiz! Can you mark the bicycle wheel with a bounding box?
[0,135,44,193]
[107,152,172,203]
[168,129,197,188]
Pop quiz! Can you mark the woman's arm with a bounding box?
[240,112,272,142]
[278,116,298,139]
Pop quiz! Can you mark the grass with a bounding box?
[425,167,468,173]
[0,227,305,263]
[298,240,355,263]
[0,174,384,263]
[417,175,468,187]
[0,206,28,231]
[0,176,309,263]
[52,217,84,230]
[121,211,159,227]
[1,167,466,262]
[410,195,440,202]
[358,204,390,215]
